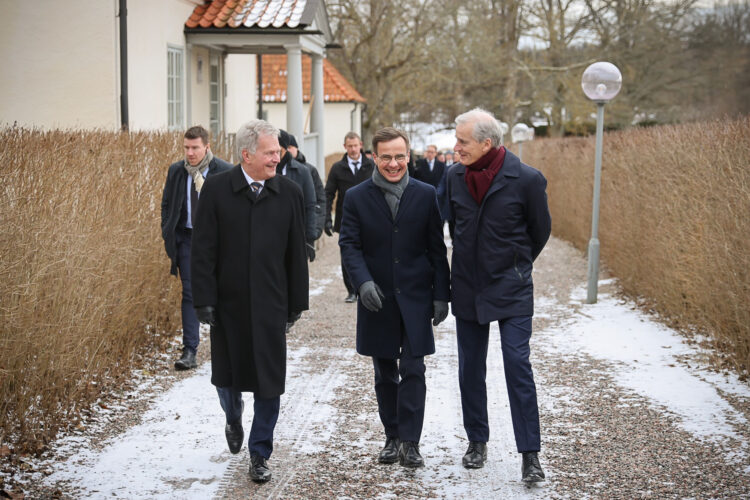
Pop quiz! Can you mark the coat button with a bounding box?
[394,226,399,232]
[394,257,400,264]
[395,288,401,294]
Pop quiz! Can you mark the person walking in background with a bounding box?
[339,127,450,468]
[286,132,326,244]
[160,125,232,371]
[413,144,446,189]
[324,131,375,302]
[445,108,551,483]
[277,129,317,262]
[190,120,309,484]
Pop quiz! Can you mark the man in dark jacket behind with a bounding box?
[287,132,325,243]
[191,119,309,483]
[324,131,375,302]
[413,144,446,189]
[446,108,551,483]
[160,125,232,370]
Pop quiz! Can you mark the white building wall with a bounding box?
[225,54,258,134]
[189,46,211,129]
[0,0,119,129]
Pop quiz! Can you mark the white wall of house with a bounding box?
[0,0,119,129]
[225,54,258,135]
[264,102,363,158]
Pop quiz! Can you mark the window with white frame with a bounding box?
[209,54,221,138]
[167,46,184,129]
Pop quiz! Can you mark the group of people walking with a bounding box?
[160,107,551,486]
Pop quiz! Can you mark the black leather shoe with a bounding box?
[249,454,272,483]
[174,349,197,370]
[462,441,487,469]
[522,451,545,483]
[345,293,357,303]
[225,421,243,454]
[398,441,424,468]
[378,437,400,464]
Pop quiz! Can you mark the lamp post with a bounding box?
[511,123,531,162]
[581,61,622,304]
[498,121,509,145]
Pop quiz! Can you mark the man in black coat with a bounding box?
[324,131,375,302]
[413,144,446,189]
[160,125,232,370]
[339,127,450,468]
[446,108,551,483]
[190,119,309,483]
[287,133,325,243]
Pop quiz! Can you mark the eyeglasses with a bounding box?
[377,154,408,164]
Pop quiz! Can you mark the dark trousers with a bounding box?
[372,337,426,443]
[216,386,280,459]
[340,246,355,294]
[456,315,540,452]
[175,228,199,352]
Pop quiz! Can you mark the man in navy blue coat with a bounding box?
[445,108,551,483]
[339,127,450,468]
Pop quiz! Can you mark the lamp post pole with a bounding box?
[586,102,605,303]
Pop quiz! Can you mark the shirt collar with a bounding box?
[241,168,265,187]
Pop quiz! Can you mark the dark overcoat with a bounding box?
[445,151,551,324]
[190,166,309,397]
[413,159,446,188]
[339,178,450,358]
[324,154,375,232]
[160,156,233,275]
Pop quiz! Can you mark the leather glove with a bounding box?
[286,311,302,332]
[324,219,333,236]
[432,300,449,326]
[195,305,216,326]
[358,281,385,312]
[306,242,316,262]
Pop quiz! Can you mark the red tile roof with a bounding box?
[186,0,308,29]
[261,54,366,104]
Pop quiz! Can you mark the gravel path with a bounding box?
[7,235,750,499]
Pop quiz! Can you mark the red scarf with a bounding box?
[464,146,506,205]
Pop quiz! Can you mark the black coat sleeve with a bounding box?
[526,169,552,261]
[190,174,220,308]
[286,187,310,315]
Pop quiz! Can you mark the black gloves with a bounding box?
[324,220,333,236]
[306,242,316,262]
[195,306,216,326]
[286,311,302,332]
[358,281,385,312]
[432,300,449,326]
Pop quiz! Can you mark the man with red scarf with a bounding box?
[445,108,551,483]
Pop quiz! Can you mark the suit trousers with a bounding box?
[216,386,280,459]
[372,335,426,443]
[175,228,199,352]
[456,315,540,452]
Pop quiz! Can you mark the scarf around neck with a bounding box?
[464,146,505,205]
[372,167,409,219]
[183,150,214,192]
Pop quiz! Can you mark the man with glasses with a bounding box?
[324,132,375,302]
[339,127,450,468]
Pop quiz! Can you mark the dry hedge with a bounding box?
[518,116,750,374]
[0,127,229,454]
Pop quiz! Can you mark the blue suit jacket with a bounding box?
[339,177,450,358]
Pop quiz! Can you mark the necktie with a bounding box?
[190,179,199,227]
[249,181,263,200]
[353,161,360,174]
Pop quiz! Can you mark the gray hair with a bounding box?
[455,108,503,147]
[235,119,280,159]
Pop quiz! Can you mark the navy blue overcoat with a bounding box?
[446,150,551,324]
[339,178,450,358]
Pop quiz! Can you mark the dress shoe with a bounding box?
[398,441,424,468]
[522,451,545,483]
[378,437,400,464]
[462,441,487,469]
[249,454,272,483]
[174,349,197,370]
[345,292,357,303]
[225,421,243,454]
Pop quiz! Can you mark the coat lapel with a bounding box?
[366,181,394,221]
[393,180,417,225]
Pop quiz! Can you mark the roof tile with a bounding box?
[186,0,309,30]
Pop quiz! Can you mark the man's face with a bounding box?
[424,146,437,161]
[454,122,491,166]
[345,137,362,161]
[242,134,281,180]
[184,137,209,166]
[375,137,409,183]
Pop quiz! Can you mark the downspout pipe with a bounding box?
[119,0,129,131]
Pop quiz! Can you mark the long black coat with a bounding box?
[191,166,309,397]
[445,151,551,324]
[160,156,232,275]
[324,154,375,232]
[413,159,446,188]
[339,178,450,358]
